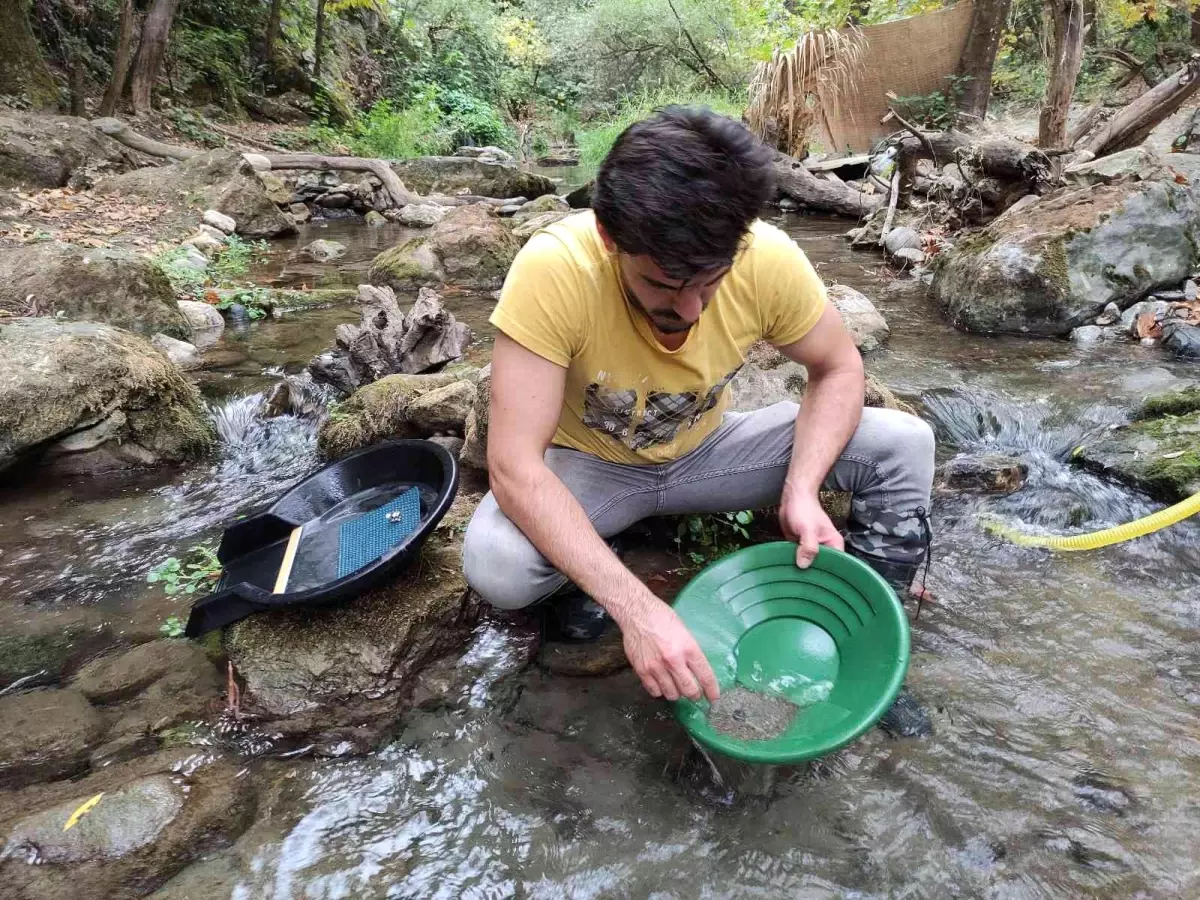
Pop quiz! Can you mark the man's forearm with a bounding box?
[784,364,865,494]
[491,462,656,626]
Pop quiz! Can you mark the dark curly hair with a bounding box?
[592,105,776,281]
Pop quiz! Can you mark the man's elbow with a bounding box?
[486,446,538,513]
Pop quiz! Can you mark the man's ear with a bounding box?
[595,219,618,253]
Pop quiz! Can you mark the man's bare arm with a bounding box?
[487,333,719,702]
[774,304,865,565]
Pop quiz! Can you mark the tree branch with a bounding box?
[665,0,728,91]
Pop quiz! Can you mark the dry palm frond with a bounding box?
[747,27,867,158]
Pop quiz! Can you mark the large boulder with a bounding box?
[392,156,554,199]
[1075,388,1200,502]
[0,111,143,189]
[317,370,477,459]
[0,319,215,473]
[512,210,574,244]
[0,243,190,339]
[510,194,569,224]
[225,525,479,719]
[309,285,472,395]
[932,182,1200,336]
[828,284,889,352]
[97,151,295,238]
[369,204,520,291]
[460,363,491,470]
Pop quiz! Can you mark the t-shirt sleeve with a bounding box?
[753,225,829,347]
[489,231,585,368]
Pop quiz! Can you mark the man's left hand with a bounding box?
[779,484,844,568]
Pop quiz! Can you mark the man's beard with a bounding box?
[619,273,701,334]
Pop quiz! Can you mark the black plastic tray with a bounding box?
[184,439,459,636]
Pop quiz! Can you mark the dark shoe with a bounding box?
[548,588,613,642]
[878,689,932,738]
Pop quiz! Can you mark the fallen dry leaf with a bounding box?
[1135,309,1162,340]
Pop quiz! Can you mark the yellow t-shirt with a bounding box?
[490,211,827,465]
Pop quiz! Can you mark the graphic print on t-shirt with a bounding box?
[584,365,743,452]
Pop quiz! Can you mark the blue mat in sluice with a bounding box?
[337,488,421,579]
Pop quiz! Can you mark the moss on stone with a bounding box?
[1138,387,1200,420]
[316,371,464,460]
[1075,409,1200,501]
[1035,235,1071,300]
[367,237,435,289]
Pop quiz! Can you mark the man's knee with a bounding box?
[462,495,554,611]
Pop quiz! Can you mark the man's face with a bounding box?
[615,252,730,334]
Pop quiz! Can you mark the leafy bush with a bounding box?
[147,544,222,596]
[577,87,745,170]
[890,75,972,130]
[348,93,452,159]
[210,234,269,282]
[675,511,756,564]
[437,87,513,148]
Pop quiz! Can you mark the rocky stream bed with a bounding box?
[2,138,1200,898]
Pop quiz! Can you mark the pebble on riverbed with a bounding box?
[707,686,799,741]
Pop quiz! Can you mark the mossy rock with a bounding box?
[932,182,1200,336]
[1137,386,1200,420]
[317,371,474,460]
[0,319,214,473]
[1075,407,1200,501]
[368,204,518,291]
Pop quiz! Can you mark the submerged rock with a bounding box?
[392,156,554,199]
[937,453,1028,494]
[316,370,476,459]
[299,238,346,262]
[932,182,1200,336]
[369,204,520,291]
[0,757,256,900]
[828,284,889,351]
[0,243,190,339]
[97,151,296,238]
[1163,322,1200,359]
[71,640,223,742]
[0,319,214,473]
[0,688,105,788]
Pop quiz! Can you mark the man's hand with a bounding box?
[618,593,720,703]
[779,483,844,568]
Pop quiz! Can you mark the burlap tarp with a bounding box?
[817,0,975,154]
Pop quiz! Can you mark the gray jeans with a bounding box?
[462,401,935,610]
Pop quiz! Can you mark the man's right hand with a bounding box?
[617,593,720,703]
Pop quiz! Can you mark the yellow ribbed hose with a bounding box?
[981,490,1200,550]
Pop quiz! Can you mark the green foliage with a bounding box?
[675,510,756,564]
[147,544,222,596]
[437,87,513,147]
[348,92,453,158]
[159,616,187,639]
[170,24,251,107]
[578,87,745,170]
[890,75,972,130]
[155,247,209,296]
[214,287,270,320]
[211,234,268,282]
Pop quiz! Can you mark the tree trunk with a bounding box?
[130,0,181,114]
[100,0,137,117]
[1193,7,1200,47]
[1078,55,1200,157]
[313,0,327,84]
[956,0,1013,123]
[895,130,1054,185]
[0,0,59,108]
[266,0,284,65]
[1038,0,1086,149]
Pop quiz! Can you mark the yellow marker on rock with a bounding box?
[63,793,104,831]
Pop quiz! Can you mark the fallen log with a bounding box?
[894,130,1053,188]
[772,153,884,218]
[262,153,415,208]
[92,117,200,161]
[1077,55,1200,158]
[91,118,416,208]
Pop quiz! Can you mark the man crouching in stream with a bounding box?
[462,106,935,730]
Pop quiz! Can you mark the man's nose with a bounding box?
[673,290,704,322]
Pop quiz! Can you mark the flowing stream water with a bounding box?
[3,206,1200,898]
